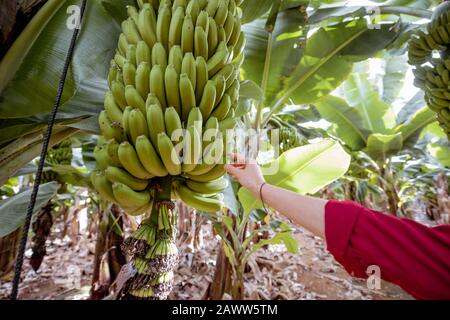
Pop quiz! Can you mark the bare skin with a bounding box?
[224,153,327,239]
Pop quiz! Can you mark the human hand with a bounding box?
[224,153,266,197]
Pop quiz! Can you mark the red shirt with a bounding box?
[325,200,450,300]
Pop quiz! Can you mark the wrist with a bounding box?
[250,181,267,199]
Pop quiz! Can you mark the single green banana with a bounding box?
[123,61,136,86]
[118,141,153,179]
[207,41,228,77]
[125,85,146,113]
[168,6,184,48]
[165,106,183,138]
[187,107,203,134]
[186,177,228,194]
[181,52,197,89]
[174,182,223,213]
[104,91,123,125]
[111,80,127,110]
[135,135,169,177]
[168,45,183,74]
[182,126,202,173]
[207,17,219,57]
[186,0,200,23]
[195,56,208,104]
[147,103,166,147]
[138,4,157,48]
[186,163,226,182]
[135,62,150,98]
[158,133,182,175]
[211,93,231,121]
[179,73,196,121]
[126,44,137,66]
[181,14,194,53]
[156,4,172,50]
[164,64,182,114]
[136,40,151,65]
[91,171,117,203]
[152,42,168,70]
[150,64,168,109]
[194,26,209,60]
[128,108,149,144]
[98,111,126,142]
[199,80,217,119]
[106,166,149,191]
[112,182,151,208]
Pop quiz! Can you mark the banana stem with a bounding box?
[255,32,274,129]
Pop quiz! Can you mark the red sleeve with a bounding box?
[324,200,450,300]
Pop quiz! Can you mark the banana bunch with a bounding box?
[98,0,247,300]
[93,0,246,215]
[42,139,73,183]
[408,2,450,140]
[273,126,308,154]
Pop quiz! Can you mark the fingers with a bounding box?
[229,153,247,166]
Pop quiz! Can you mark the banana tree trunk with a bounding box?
[0,227,22,279]
[204,242,233,300]
[90,203,126,300]
[29,202,53,271]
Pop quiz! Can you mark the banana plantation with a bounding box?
[0,0,449,302]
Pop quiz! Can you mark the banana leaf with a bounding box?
[365,132,403,160]
[238,139,351,213]
[0,182,58,237]
[314,95,370,150]
[395,106,436,148]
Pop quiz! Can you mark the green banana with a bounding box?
[135,62,150,98]
[207,17,219,57]
[196,10,209,34]
[181,52,197,89]
[106,166,149,191]
[199,80,217,119]
[195,56,208,103]
[150,64,168,109]
[147,103,166,147]
[182,126,202,173]
[214,0,228,26]
[202,116,219,148]
[187,107,203,134]
[168,6,184,48]
[207,41,228,77]
[98,111,126,142]
[113,182,151,208]
[135,135,169,177]
[102,140,122,168]
[205,0,219,17]
[123,61,136,86]
[168,45,183,74]
[136,40,151,65]
[186,163,226,182]
[122,18,142,45]
[128,108,149,144]
[125,85,146,113]
[156,4,172,50]
[118,141,153,179]
[122,106,132,139]
[174,182,223,213]
[152,42,168,70]
[186,0,200,23]
[179,73,196,121]
[223,11,234,43]
[186,177,228,194]
[111,80,127,110]
[194,26,208,60]
[94,145,111,170]
[181,14,194,53]
[126,44,137,66]
[165,106,183,138]
[211,93,231,120]
[118,33,129,56]
[104,91,123,125]
[214,75,226,106]
[164,64,182,114]
[158,133,182,175]
[91,171,117,203]
[138,4,157,48]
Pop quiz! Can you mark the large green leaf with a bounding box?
[241,10,307,106]
[344,73,396,133]
[240,0,274,24]
[0,182,58,237]
[395,106,436,147]
[314,95,370,150]
[238,139,351,213]
[365,133,403,160]
[428,141,450,167]
[382,53,409,105]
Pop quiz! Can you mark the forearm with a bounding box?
[255,183,327,238]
